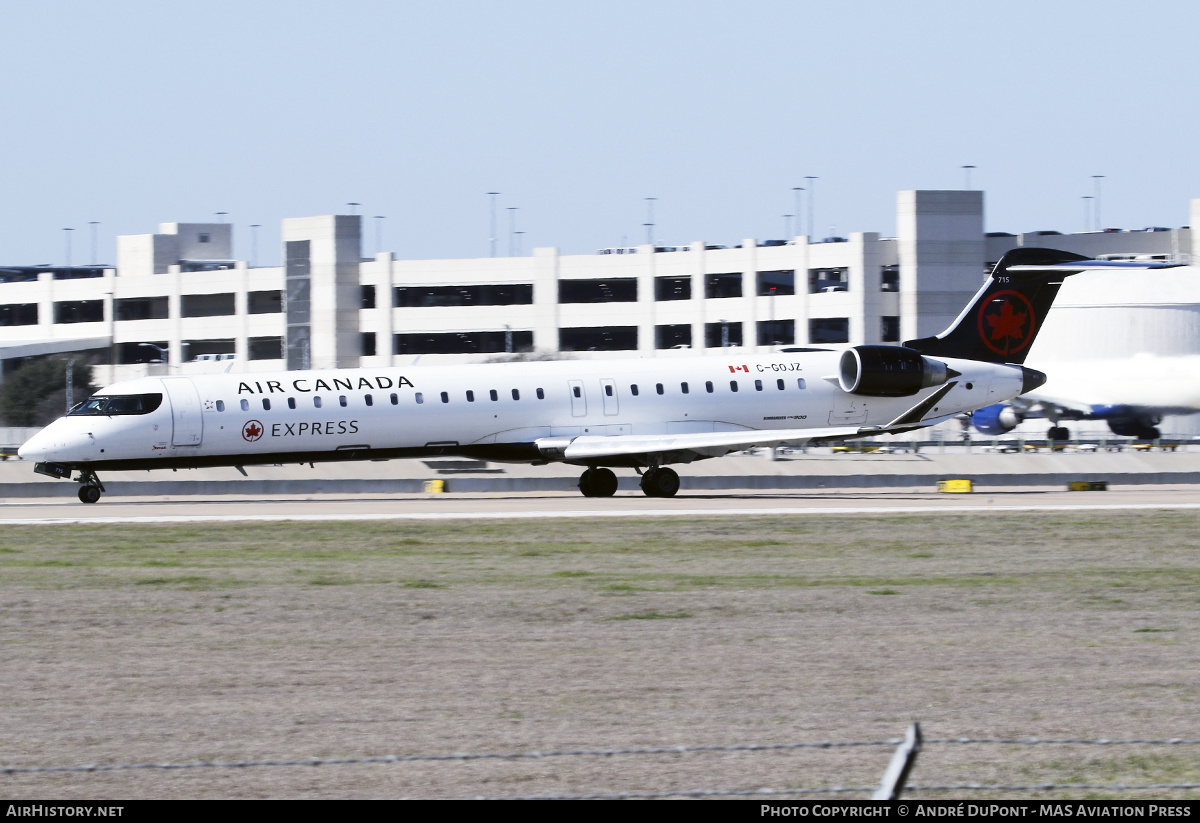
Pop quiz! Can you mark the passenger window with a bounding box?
[339,395,348,407]
[755,380,763,391]
[512,389,520,400]
[705,381,714,393]
[730,380,739,392]
[572,386,581,398]
[797,378,806,390]
[262,398,271,410]
[777,379,785,390]
[536,388,545,400]
[365,394,374,406]
[490,389,498,401]
[215,400,225,412]
[415,393,423,404]
[630,384,639,396]
[391,393,399,405]
[441,392,449,404]
[467,390,475,402]
[240,399,249,411]
[314,396,323,408]
[656,383,664,395]
[288,397,297,409]
[681,382,689,394]
[605,384,613,397]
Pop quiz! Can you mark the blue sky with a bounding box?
[2,0,1197,267]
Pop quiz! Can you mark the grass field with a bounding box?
[1,512,1197,799]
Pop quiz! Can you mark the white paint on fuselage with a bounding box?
[20,351,1025,468]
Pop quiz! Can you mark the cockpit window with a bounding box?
[68,393,164,416]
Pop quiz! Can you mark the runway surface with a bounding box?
[4,485,1200,524]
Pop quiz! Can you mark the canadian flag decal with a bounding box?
[729,365,749,373]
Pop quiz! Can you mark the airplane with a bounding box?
[19,247,1130,503]
[971,353,1200,441]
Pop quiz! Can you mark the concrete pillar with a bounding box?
[897,190,985,342]
[853,232,882,344]
[281,215,362,370]
[1190,199,1200,263]
[168,265,183,368]
[531,246,560,353]
[235,261,250,362]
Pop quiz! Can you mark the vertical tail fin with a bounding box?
[903,247,1092,364]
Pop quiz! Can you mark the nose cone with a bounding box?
[1020,366,1047,394]
[16,429,51,462]
[17,421,93,463]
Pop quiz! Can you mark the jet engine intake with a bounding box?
[972,403,1022,435]
[838,346,951,397]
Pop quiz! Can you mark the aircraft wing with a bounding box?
[560,381,960,462]
[561,425,884,461]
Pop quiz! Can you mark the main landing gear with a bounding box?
[578,467,619,497]
[77,470,105,504]
[576,466,680,498]
[639,467,680,498]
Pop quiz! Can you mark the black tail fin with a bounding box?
[903,247,1091,364]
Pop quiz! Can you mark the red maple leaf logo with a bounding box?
[242,420,264,441]
[985,300,1027,343]
[977,291,1036,356]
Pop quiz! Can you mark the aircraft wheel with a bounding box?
[1048,426,1070,441]
[640,467,680,498]
[78,485,101,504]
[592,468,618,497]
[579,468,618,498]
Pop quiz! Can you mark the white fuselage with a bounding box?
[20,350,1025,471]
[1026,354,1200,415]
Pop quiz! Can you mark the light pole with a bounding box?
[487,192,500,257]
[374,216,386,255]
[88,221,100,265]
[62,227,74,269]
[347,202,360,215]
[65,356,78,412]
[1092,176,1105,230]
[804,177,818,240]
[507,207,518,256]
[514,231,525,257]
[644,197,657,246]
[1081,196,1093,232]
[792,187,804,238]
[138,342,169,372]
[783,214,793,240]
[962,165,976,190]
[249,224,261,267]
[215,212,227,223]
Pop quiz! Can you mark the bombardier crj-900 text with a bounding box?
[22,248,1157,503]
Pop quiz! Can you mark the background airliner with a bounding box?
[972,353,1200,441]
[21,248,1151,503]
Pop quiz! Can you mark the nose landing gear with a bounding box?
[76,470,105,504]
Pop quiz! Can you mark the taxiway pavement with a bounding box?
[3,484,1200,524]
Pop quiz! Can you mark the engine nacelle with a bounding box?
[972,403,1022,435]
[838,346,950,397]
[1107,417,1161,439]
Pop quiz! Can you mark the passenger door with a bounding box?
[161,378,204,446]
